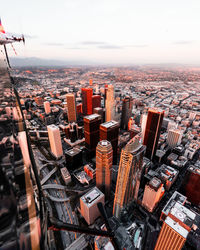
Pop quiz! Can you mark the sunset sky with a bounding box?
[2,0,200,65]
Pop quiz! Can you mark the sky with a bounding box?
[1,0,200,65]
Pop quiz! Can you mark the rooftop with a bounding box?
[100,120,119,128]
[80,187,104,207]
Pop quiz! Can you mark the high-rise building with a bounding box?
[92,95,101,113]
[44,101,51,114]
[113,135,146,218]
[66,93,77,122]
[120,97,133,130]
[142,177,164,212]
[80,187,105,225]
[167,128,182,148]
[82,88,93,115]
[96,140,113,197]
[94,107,103,122]
[167,120,178,132]
[180,164,200,206]
[84,114,102,153]
[143,108,164,160]
[105,85,115,122]
[47,124,63,158]
[89,79,93,86]
[65,148,82,169]
[155,202,198,250]
[100,120,119,164]
[141,113,147,141]
[76,103,82,115]
[128,117,135,131]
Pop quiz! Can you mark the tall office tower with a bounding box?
[155,202,198,250]
[141,113,147,141]
[47,124,63,158]
[66,93,77,122]
[92,95,101,113]
[180,165,200,206]
[105,85,115,122]
[84,114,102,153]
[167,120,178,132]
[76,103,82,115]
[96,140,113,197]
[89,79,93,86]
[120,97,133,130]
[94,107,103,121]
[142,177,164,212]
[167,128,182,148]
[100,120,119,164]
[44,101,51,114]
[128,117,135,131]
[80,187,105,225]
[82,88,93,115]
[143,108,164,160]
[113,135,146,218]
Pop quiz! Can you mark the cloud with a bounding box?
[42,42,65,46]
[172,40,194,45]
[66,47,83,50]
[98,44,123,49]
[126,44,148,48]
[80,41,106,45]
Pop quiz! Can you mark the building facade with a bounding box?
[96,140,113,198]
[47,124,63,158]
[105,85,115,122]
[143,108,164,160]
[113,135,146,218]
[100,120,119,164]
[142,177,163,212]
[84,114,102,153]
[82,88,93,115]
[66,93,77,122]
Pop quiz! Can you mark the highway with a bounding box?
[33,149,79,249]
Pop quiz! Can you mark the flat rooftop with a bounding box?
[84,114,101,121]
[100,120,119,128]
[81,187,104,207]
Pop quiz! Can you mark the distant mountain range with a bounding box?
[9,57,92,67]
[9,57,200,68]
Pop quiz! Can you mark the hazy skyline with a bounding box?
[2,0,200,65]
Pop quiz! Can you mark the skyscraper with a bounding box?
[47,124,63,158]
[84,114,102,154]
[80,187,105,225]
[155,202,198,250]
[113,135,146,218]
[167,128,182,148]
[141,113,147,141]
[120,97,133,130]
[180,164,200,206]
[142,177,164,212]
[105,85,115,122]
[100,120,119,164]
[82,88,93,115]
[89,79,93,86]
[94,107,103,122]
[143,108,164,160]
[66,93,77,122]
[44,101,51,115]
[92,95,101,113]
[96,140,113,197]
